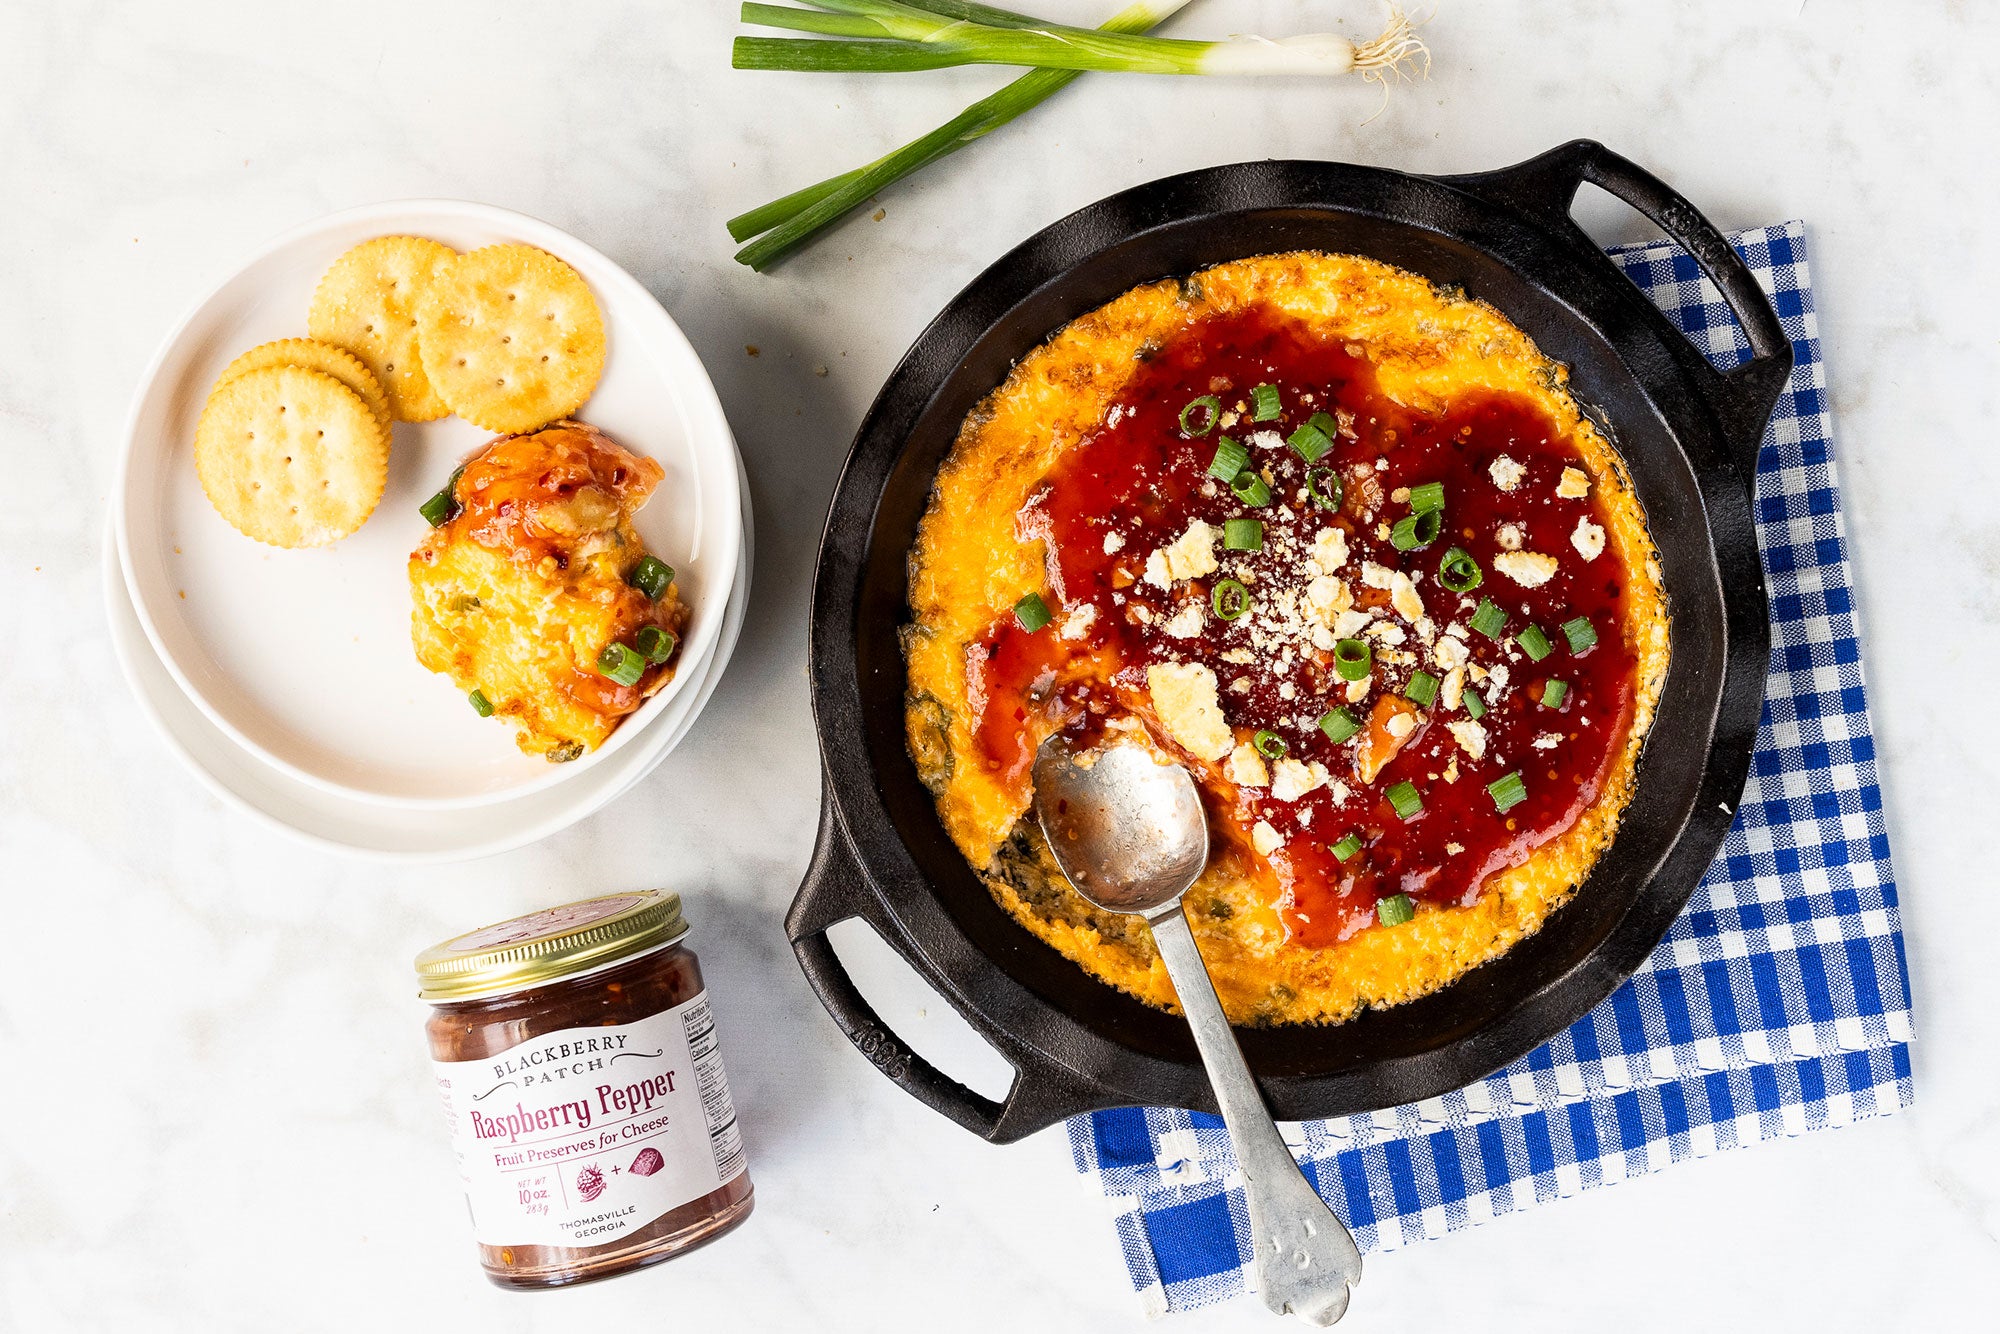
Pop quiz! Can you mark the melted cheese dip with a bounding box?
[904,252,1669,1026]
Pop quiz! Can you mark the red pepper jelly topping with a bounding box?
[966,305,1645,947]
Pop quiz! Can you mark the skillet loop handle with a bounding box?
[787,792,1113,1143]
[1457,139,1793,482]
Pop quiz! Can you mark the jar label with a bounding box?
[431,992,746,1249]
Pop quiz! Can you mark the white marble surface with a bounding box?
[3,1,1997,1328]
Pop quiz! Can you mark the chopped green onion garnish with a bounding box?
[1305,410,1338,440]
[1437,546,1482,593]
[1180,394,1220,436]
[1251,384,1281,421]
[419,489,455,528]
[596,641,645,687]
[1390,509,1442,551]
[1305,466,1343,509]
[1253,729,1287,760]
[1223,518,1264,551]
[419,464,467,528]
[636,625,676,664]
[1562,616,1598,653]
[1212,578,1251,621]
[1488,771,1528,812]
[1014,592,1052,632]
[1408,481,1445,514]
[1386,781,1423,820]
[1517,625,1553,660]
[627,554,675,601]
[1463,688,1487,720]
[1406,670,1439,708]
[1377,893,1415,927]
[1206,436,1250,482]
[468,689,493,717]
[1331,833,1363,862]
[1317,707,1360,745]
[1542,679,1570,709]
[1333,637,1372,681]
[1230,471,1272,507]
[1470,598,1507,638]
[1287,420,1332,464]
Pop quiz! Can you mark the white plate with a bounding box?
[113,200,743,807]
[103,458,752,862]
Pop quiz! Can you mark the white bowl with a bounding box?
[102,456,752,862]
[113,200,743,807]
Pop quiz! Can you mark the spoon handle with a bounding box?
[1148,908,1363,1325]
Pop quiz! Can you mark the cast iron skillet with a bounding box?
[789,141,1791,1143]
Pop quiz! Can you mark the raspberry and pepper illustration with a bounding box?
[576,1164,607,1202]
[577,1148,665,1200]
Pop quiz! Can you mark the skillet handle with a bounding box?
[787,791,1116,1143]
[1448,139,1793,481]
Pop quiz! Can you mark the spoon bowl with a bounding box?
[1030,739,1209,915]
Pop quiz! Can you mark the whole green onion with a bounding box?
[728,2,1426,269]
[736,2,1428,79]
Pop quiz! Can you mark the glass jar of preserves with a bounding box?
[416,890,753,1289]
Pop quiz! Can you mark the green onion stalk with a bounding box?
[727,2,1427,270]
[736,1,1427,78]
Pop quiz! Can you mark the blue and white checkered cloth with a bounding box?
[1066,222,1915,1317]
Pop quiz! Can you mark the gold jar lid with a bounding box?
[415,890,688,1002]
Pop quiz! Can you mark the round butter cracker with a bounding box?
[308,236,456,422]
[194,365,388,548]
[218,337,391,435]
[416,244,606,434]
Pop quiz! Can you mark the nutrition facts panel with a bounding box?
[681,995,746,1182]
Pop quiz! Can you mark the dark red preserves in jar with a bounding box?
[416,890,753,1288]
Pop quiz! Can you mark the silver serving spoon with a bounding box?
[1033,735,1363,1326]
